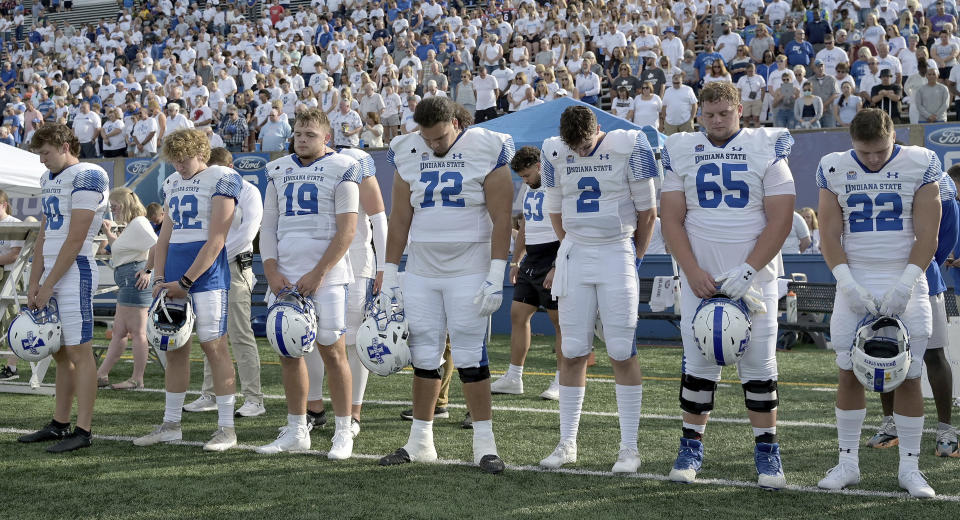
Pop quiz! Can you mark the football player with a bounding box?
[660,81,795,488]
[817,109,940,497]
[866,167,959,458]
[133,129,242,452]
[17,124,109,452]
[256,108,361,458]
[301,146,387,435]
[377,96,514,474]
[538,105,658,473]
[489,146,563,400]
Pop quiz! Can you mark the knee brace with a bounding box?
[457,365,490,383]
[413,367,443,379]
[679,374,717,415]
[315,328,343,347]
[742,379,779,412]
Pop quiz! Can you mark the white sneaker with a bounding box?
[612,447,641,473]
[235,400,266,418]
[328,429,354,460]
[490,374,523,394]
[255,425,311,454]
[183,394,217,412]
[203,426,237,452]
[540,441,577,469]
[350,418,361,438]
[539,379,560,401]
[818,463,861,490]
[133,422,182,446]
[899,470,936,498]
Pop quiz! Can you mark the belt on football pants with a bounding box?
[550,239,573,300]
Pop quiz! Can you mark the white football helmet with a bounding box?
[851,316,911,392]
[6,298,62,362]
[266,288,318,358]
[692,295,752,366]
[147,290,194,351]
[355,294,411,376]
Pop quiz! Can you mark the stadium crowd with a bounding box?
[3,0,960,157]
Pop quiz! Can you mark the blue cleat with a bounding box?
[755,442,786,490]
[669,438,703,483]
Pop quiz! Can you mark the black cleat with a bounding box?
[46,430,92,453]
[19,422,70,443]
[307,409,327,429]
[400,407,449,420]
[461,412,473,429]
[379,448,412,466]
[0,366,19,381]
[479,454,505,474]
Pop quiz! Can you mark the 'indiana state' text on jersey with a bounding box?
[40,162,110,258]
[817,144,941,269]
[160,165,243,291]
[541,129,658,244]
[662,128,794,243]
[520,184,558,245]
[389,127,515,243]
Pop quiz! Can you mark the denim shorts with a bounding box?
[114,260,152,308]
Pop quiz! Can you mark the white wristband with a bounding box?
[487,259,507,282]
[899,264,924,288]
[831,263,854,286]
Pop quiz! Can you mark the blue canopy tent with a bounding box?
[474,97,666,150]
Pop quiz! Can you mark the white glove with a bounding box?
[380,263,403,311]
[833,264,878,316]
[473,259,507,317]
[741,287,768,314]
[718,262,756,300]
[878,264,923,317]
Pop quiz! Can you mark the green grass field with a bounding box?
[1,329,959,519]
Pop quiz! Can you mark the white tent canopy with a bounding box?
[0,143,45,198]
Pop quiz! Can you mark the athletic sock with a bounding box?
[164,391,187,424]
[682,421,705,440]
[288,414,307,429]
[334,415,351,432]
[216,394,236,428]
[74,427,91,437]
[505,364,523,379]
[51,419,70,430]
[558,385,586,444]
[615,384,643,451]
[346,344,369,406]
[406,418,434,453]
[472,419,498,462]
[893,413,923,474]
[753,426,777,444]
[836,407,866,466]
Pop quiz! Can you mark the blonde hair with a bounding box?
[109,187,147,224]
[700,81,740,105]
[161,128,212,162]
[294,107,331,131]
[799,207,818,231]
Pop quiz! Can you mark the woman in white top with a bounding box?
[702,60,732,85]
[507,72,531,112]
[610,85,634,119]
[631,81,663,129]
[361,111,384,148]
[96,188,158,390]
[799,207,820,254]
[100,107,127,158]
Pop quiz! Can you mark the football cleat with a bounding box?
[350,418,361,438]
[691,294,751,366]
[539,441,577,469]
[183,394,217,413]
[866,416,899,448]
[133,422,183,446]
[327,430,354,460]
[18,421,70,443]
[935,427,959,457]
[46,430,92,453]
[379,443,438,465]
[266,288,318,358]
[612,447,642,473]
[307,409,327,429]
[490,374,523,394]
[540,379,560,401]
[7,298,62,362]
[851,316,911,392]
[146,290,194,352]
[461,412,473,429]
[400,406,448,420]
[235,400,266,418]
[0,366,19,381]
[203,426,237,452]
[669,438,704,483]
[818,463,861,490]
[479,454,506,474]
[899,470,936,498]
[255,425,311,454]
[355,294,411,376]
[755,442,786,490]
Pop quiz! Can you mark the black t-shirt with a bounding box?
[870,83,901,122]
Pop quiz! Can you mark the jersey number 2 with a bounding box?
[847,193,903,232]
[169,195,202,230]
[577,177,601,213]
[420,171,465,208]
[696,163,749,208]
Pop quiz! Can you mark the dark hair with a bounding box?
[30,123,80,156]
[510,145,541,172]
[559,105,597,148]
[413,96,472,129]
[850,108,894,143]
[208,147,233,167]
[948,164,960,187]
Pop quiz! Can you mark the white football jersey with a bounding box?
[817,144,941,268]
[389,127,515,243]
[40,162,110,258]
[338,147,377,250]
[541,129,658,244]
[519,184,558,245]
[160,165,243,244]
[662,128,794,243]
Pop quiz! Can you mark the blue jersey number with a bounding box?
[169,195,202,230]
[847,193,904,233]
[42,196,63,230]
[696,163,749,208]
[420,171,465,208]
[577,177,601,213]
[523,191,544,221]
[283,183,319,215]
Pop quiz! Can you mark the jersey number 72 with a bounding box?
[420,170,465,208]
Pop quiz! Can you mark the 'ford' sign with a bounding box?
[927,126,960,146]
[126,159,153,176]
[924,123,960,171]
[233,154,268,172]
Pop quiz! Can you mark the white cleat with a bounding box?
[133,422,182,446]
[539,441,577,469]
[255,425,311,454]
[235,400,266,418]
[350,418,361,438]
[203,426,237,452]
[490,374,524,394]
[327,429,354,460]
[612,448,642,473]
[818,463,861,490]
[183,394,217,412]
[899,470,936,498]
[539,380,560,401]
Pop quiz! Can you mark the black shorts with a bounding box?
[512,241,560,310]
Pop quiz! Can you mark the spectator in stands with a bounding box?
[781,210,812,255]
[794,83,824,129]
[472,66,499,123]
[146,202,163,234]
[932,29,959,79]
[258,106,292,152]
[702,60,731,86]
[833,82,863,127]
[332,98,363,149]
[916,66,950,122]
[784,29,814,67]
[737,63,766,128]
[858,57,883,106]
[217,105,248,153]
[661,71,697,134]
[130,107,158,157]
[96,187,156,391]
[575,55,602,106]
[773,71,799,129]
[72,101,101,158]
[361,111,384,148]
[728,45,754,83]
[631,81,662,130]
[164,103,193,136]
[716,21,744,63]
[100,107,127,158]
[454,69,476,115]
[400,94,418,134]
[0,189,23,381]
[799,207,820,254]
[809,60,839,128]
[870,69,903,122]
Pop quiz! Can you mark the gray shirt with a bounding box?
[916,82,950,121]
[810,74,839,106]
